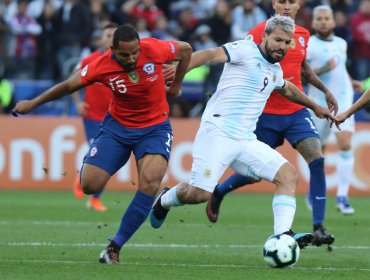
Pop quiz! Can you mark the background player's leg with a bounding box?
[335,131,355,214]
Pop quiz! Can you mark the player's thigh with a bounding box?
[231,139,288,183]
[134,119,173,163]
[255,114,285,148]
[189,122,240,193]
[83,118,101,145]
[80,163,110,192]
[309,110,331,144]
[83,130,132,176]
[285,109,320,146]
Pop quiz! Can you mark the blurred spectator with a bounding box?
[35,0,58,80]
[90,0,112,30]
[168,7,199,42]
[7,0,42,79]
[231,0,267,40]
[350,0,370,80]
[295,2,312,30]
[135,17,152,38]
[258,0,274,18]
[334,10,352,44]
[192,24,217,51]
[53,0,93,79]
[206,0,232,46]
[1,0,17,24]
[151,15,176,40]
[123,0,163,30]
[170,0,216,22]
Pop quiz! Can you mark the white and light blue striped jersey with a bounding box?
[201,39,285,140]
[306,35,354,112]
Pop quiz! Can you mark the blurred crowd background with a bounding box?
[0,0,369,117]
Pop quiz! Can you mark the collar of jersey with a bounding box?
[257,44,276,64]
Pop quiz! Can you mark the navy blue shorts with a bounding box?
[83,118,101,145]
[83,113,173,175]
[255,108,320,149]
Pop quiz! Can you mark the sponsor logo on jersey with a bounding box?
[128,71,139,83]
[109,75,120,82]
[298,36,305,47]
[143,63,155,74]
[231,41,239,48]
[90,147,97,157]
[81,65,88,76]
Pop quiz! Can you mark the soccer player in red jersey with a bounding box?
[13,24,192,264]
[209,0,338,247]
[71,23,118,211]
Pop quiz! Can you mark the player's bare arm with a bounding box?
[276,80,335,122]
[301,60,338,114]
[334,88,370,124]
[168,41,192,97]
[13,71,85,115]
[187,47,228,72]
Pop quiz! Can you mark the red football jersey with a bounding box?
[249,21,310,114]
[80,38,178,128]
[80,49,112,121]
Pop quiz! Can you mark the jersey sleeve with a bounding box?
[152,39,178,63]
[80,59,101,86]
[222,40,249,64]
[248,22,265,44]
[274,66,285,89]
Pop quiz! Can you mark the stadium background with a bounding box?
[1,0,369,194]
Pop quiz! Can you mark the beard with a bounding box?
[265,41,285,63]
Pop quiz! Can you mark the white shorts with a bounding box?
[309,110,355,144]
[188,122,288,192]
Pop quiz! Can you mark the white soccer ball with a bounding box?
[263,233,300,268]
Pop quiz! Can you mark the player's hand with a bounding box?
[352,80,364,92]
[76,101,89,116]
[163,64,176,83]
[12,100,35,116]
[324,90,338,115]
[166,83,182,97]
[313,105,341,130]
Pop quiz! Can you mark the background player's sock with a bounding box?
[216,173,253,196]
[110,191,155,249]
[336,150,354,198]
[309,158,326,225]
[92,190,104,199]
[272,195,296,235]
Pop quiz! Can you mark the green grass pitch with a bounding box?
[1,190,369,279]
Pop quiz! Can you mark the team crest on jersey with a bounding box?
[90,147,97,157]
[143,63,155,74]
[290,39,296,49]
[203,167,212,179]
[298,36,305,47]
[128,71,139,83]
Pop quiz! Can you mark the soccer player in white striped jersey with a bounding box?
[306,5,360,215]
[150,15,336,248]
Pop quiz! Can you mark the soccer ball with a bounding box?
[263,233,300,268]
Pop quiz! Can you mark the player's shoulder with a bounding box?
[294,24,310,37]
[81,50,104,65]
[333,35,347,45]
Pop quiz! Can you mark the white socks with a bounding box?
[336,150,354,197]
[272,195,296,235]
[161,184,183,209]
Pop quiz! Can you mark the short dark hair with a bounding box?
[113,24,140,49]
[103,22,119,30]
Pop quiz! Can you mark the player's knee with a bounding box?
[274,163,298,195]
[81,179,103,195]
